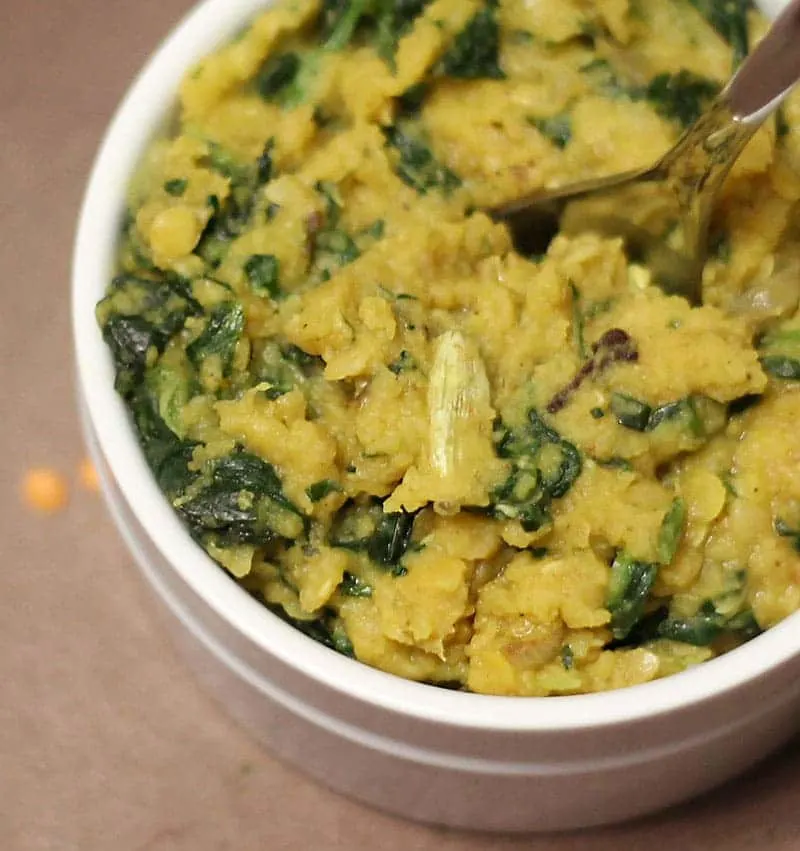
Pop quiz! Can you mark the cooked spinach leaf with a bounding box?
[761,356,800,381]
[339,571,374,597]
[305,181,365,279]
[759,326,800,380]
[252,340,321,396]
[130,384,199,497]
[278,606,356,656]
[610,393,725,437]
[610,393,652,431]
[244,254,281,299]
[388,350,416,374]
[384,127,462,195]
[490,409,582,532]
[306,479,342,502]
[580,58,639,99]
[274,0,432,107]
[596,456,634,472]
[164,178,188,197]
[646,71,721,128]
[195,139,275,268]
[657,498,686,564]
[688,0,751,67]
[102,316,164,398]
[397,82,428,117]
[176,450,304,546]
[606,552,659,640]
[657,600,761,645]
[256,52,301,100]
[529,114,572,149]
[329,500,416,574]
[145,360,192,439]
[438,1,504,80]
[97,273,202,397]
[774,517,800,552]
[186,302,245,373]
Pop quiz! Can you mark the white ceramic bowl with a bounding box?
[73,0,800,832]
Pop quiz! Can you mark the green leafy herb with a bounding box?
[759,326,800,381]
[388,350,416,374]
[256,52,301,100]
[688,0,751,67]
[438,1,504,80]
[329,501,417,574]
[244,254,281,298]
[330,621,356,656]
[610,393,652,431]
[657,600,761,645]
[596,456,634,472]
[384,127,462,195]
[286,609,356,657]
[569,282,587,358]
[397,82,428,116]
[339,571,374,598]
[774,517,800,552]
[145,360,191,439]
[196,139,276,269]
[645,71,721,128]
[275,0,433,107]
[252,341,322,396]
[314,228,360,269]
[377,285,417,302]
[176,450,304,546]
[130,384,198,498]
[164,178,188,197]
[610,393,725,437]
[306,479,342,502]
[97,273,202,397]
[367,511,416,570]
[490,409,583,532]
[529,114,572,149]
[368,0,434,66]
[186,302,245,374]
[365,219,385,239]
[776,108,791,140]
[102,316,163,397]
[606,552,658,640]
[204,142,249,182]
[307,181,364,279]
[580,58,639,99]
[760,356,800,381]
[560,644,575,670]
[657,498,686,564]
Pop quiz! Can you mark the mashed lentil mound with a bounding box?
[97,0,800,695]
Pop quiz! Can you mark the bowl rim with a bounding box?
[72,0,800,733]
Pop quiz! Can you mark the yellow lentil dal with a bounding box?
[96,0,800,695]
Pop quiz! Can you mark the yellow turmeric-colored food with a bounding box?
[96,0,800,695]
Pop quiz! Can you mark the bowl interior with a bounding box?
[72,0,800,730]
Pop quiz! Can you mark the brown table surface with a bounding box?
[3,2,800,848]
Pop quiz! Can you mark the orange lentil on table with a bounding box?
[78,458,100,492]
[21,468,69,514]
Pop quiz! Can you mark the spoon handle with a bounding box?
[726,0,800,122]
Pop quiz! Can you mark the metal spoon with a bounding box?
[490,0,800,304]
